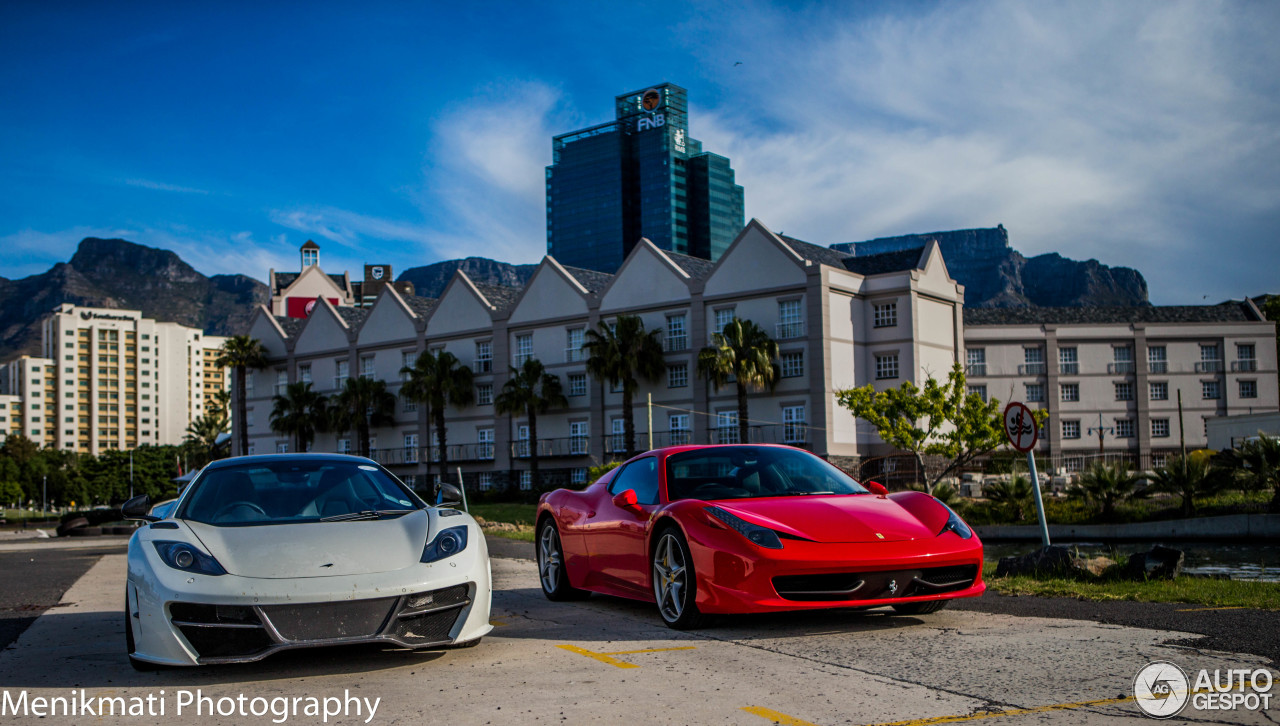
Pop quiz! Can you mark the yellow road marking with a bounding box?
[556,644,696,668]
[1175,606,1248,612]
[742,706,822,726]
[863,695,1133,726]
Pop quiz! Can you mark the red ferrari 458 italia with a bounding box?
[536,444,984,629]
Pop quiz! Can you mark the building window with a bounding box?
[338,438,350,454]
[570,421,588,455]
[565,328,585,362]
[478,472,493,491]
[475,341,492,373]
[967,385,987,402]
[665,314,688,351]
[777,299,805,339]
[566,373,587,397]
[1059,347,1078,375]
[478,428,494,460]
[1240,380,1258,399]
[519,470,533,491]
[476,383,493,406]
[782,405,806,444]
[966,348,986,377]
[334,360,348,389]
[401,351,418,379]
[404,434,419,463]
[515,425,530,458]
[514,334,533,366]
[669,414,690,445]
[1236,343,1257,372]
[607,419,625,453]
[1062,420,1081,439]
[1150,381,1169,401]
[716,411,739,444]
[875,353,899,380]
[276,442,288,454]
[1115,419,1134,438]
[404,397,417,413]
[1202,380,1221,400]
[872,302,897,328]
[1025,383,1045,402]
[358,355,374,379]
[1198,344,1222,373]
[1060,383,1079,402]
[298,363,311,384]
[1152,419,1170,438]
[571,468,588,486]
[1111,346,1134,374]
[1021,347,1046,375]
[1115,382,1134,401]
[714,308,736,335]
[1148,345,1167,373]
[780,351,804,378]
[667,363,688,388]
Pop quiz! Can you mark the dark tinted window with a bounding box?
[608,457,660,505]
[666,447,868,501]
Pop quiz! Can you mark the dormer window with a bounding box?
[301,240,320,268]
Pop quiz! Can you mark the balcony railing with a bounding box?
[1148,361,1168,374]
[1018,363,1047,375]
[1107,362,1136,374]
[775,321,806,340]
[442,442,493,461]
[663,335,688,352]
[1232,359,1258,372]
[511,436,592,459]
[1059,362,1078,374]
[1195,360,1224,373]
[965,363,987,377]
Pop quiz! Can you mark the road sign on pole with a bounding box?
[1002,401,1050,548]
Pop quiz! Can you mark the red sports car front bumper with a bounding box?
[684,523,985,614]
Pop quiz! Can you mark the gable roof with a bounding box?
[274,315,304,337]
[664,250,715,280]
[841,247,926,275]
[963,302,1262,326]
[270,270,351,296]
[776,234,852,268]
[561,265,614,294]
[473,283,523,314]
[404,295,438,318]
[334,306,369,328]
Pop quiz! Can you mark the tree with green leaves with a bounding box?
[697,318,779,445]
[270,381,329,453]
[495,358,566,491]
[1147,453,1219,517]
[1071,461,1146,518]
[328,376,396,457]
[836,363,1012,494]
[214,335,269,456]
[984,476,1034,522]
[1217,435,1280,512]
[584,315,665,457]
[184,408,229,466]
[400,349,474,484]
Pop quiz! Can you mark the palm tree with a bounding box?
[269,381,328,453]
[984,476,1033,522]
[495,358,566,491]
[1148,453,1220,517]
[1219,436,1280,512]
[583,315,665,457]
[1070,461,1146,519]
[214,335,268,456]
[697,318,779,444]
[328,376,396,457]
[184,409,228,466]
[400,350,474,483]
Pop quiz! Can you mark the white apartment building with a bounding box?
[240,220,966,490]
[0,304,230,453]
[964,304,1278,471]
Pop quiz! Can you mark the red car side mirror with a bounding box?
[612,489,643,513]
[867,481,889,497]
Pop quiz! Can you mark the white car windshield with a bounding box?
[665,446,869,501]
[179,460,425,526]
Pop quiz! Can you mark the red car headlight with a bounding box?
[704,506,783,549]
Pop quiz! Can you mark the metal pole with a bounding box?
[1097,412,1105,454]
[647,393,654,452]
[130,451,134,500]
[456,466,468,513]
[1027,451,1050,548]
[42,475,46,518]
[1177,388,1186,461]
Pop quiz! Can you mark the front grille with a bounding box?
[260,597,398,641]
[169,603,260,626]
[178,624,274,659]
[390,609,461,644]
[774,564,977,601]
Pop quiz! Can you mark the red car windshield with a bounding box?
[665,447,869,501]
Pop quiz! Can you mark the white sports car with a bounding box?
[122,453,492,668]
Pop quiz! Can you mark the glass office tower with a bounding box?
[547,83,745,273]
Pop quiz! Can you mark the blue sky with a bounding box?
[2,1,1277,305]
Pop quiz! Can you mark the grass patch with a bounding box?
[469,503,538,526]
[961,489,1272,526]
[984,561,1280,610]
[486,529,536,543]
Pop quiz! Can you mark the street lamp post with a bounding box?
[1087,413,1114,458]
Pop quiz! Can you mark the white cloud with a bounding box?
[121,178,211,195]
[0,227,133,277]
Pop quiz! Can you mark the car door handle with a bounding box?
[587,510,596,518]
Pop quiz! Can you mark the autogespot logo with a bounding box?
[1134,661,1190,718]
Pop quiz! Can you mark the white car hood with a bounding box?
[186,510,430,579]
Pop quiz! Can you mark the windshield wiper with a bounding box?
[320,509,410,522]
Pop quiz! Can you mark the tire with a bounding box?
[892,600,950,615]
[651,528,706,630]
[57,517,89,537]
[537,518,588,601]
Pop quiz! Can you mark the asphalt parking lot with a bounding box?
[0,538,1276,725]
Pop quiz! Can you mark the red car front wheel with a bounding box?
[652,529,706,630]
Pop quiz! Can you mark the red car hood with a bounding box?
[713,495,938,543]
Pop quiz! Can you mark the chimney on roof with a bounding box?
[301,240,320,270]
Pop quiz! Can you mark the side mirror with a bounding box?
[122,494,158,522]
[611,489,643,514]
[867,481,889,497]
[437,483,463,505]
